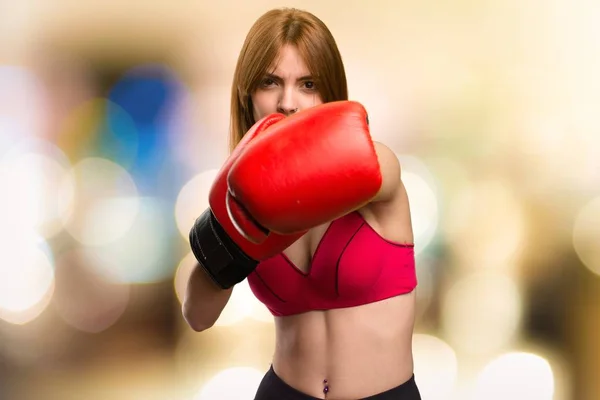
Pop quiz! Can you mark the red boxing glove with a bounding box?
[189,113,309,289]
[226,101,382,242]
[207,113,306,260]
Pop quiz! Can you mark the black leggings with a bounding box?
[254,365,422,400]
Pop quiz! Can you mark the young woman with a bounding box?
[183,8,421,400]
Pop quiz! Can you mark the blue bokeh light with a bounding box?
[104,64,187,198]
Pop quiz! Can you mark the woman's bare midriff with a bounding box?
[272,291,417,399]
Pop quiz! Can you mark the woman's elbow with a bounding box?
[182,302,216,332]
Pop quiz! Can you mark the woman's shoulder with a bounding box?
[369,141,403,203]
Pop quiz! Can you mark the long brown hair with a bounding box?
[229,8,349,152]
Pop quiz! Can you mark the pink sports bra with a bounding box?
[247,211,417,317]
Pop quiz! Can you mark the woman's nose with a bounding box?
[277,88,298,116]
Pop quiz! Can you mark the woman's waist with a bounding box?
[272,338,414,374]
[272,346,414,399]
[272,304,415,398]
[272,328,414,373]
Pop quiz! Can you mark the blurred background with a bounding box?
[0,0,598,399]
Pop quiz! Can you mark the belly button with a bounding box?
[323,379,329,396]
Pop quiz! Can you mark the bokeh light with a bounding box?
[106,64,188,196]
[56,98,127,162]
[345,60,397,142]
[59,157,140,247]
[0,138,73,239]
[412,334,458,399]
[194,367,265,400]
[175,169,219,240]
[473,352,555,400]
[425,157,472,208]
[81,196,176,284]
[518,113,566,157]
[215,280,272,327]
[53,249,130,333]
[0,233,55,325]
[442,271,523,356]
[411,254,436,320]
[445,178,527,274]
[572,196,600,276]
[96,100,139,168]
[397,154,439,254]
[0,66,48,154]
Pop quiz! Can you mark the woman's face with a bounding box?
[251,44,323,121]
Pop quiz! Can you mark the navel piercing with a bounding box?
[323,379,329,396]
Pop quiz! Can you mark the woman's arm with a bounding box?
[182,263,233,332]
[371,141,403,204]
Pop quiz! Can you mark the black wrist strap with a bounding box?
[189,209,258,289]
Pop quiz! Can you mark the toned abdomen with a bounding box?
[273,292,417,399]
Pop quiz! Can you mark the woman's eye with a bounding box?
[304,81,315,89]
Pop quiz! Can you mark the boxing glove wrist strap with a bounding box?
[189,209,258,289]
